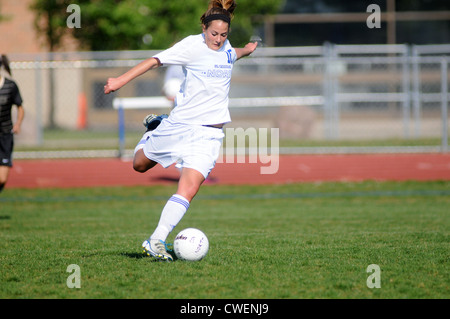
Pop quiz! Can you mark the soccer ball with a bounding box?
[174,228,209,261]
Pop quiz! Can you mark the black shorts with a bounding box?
[0,133,14,167]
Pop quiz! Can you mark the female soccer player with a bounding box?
[104,0,257,261]
[0,54,24,193]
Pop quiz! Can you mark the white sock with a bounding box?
[134,131,152,155]
[150,194,190,242]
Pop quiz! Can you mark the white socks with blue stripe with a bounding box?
[150,194,190,242]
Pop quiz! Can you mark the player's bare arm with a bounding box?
[12,105,24,134]
[235,41,258,60]
[104,57,161,94]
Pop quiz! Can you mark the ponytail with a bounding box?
[201,0,236,27]
[0,54,12,76]
[208,0,236,14]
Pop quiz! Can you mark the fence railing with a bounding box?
[9,43,450,158]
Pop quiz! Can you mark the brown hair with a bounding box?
[0,54,12,76]
[201,0,236,28]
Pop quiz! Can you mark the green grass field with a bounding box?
[0,181,449,299]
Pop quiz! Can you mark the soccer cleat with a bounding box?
[142,239,173,261]
[143,114,168,131]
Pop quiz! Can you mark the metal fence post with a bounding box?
[411,46,422,138]
[323,42,338,140]
[402,45,411,139]
[323,43,331,140]
[34,57,44,145]
[118,101,125,158]
[441,58,448,153]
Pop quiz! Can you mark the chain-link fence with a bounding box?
[9,44,450,158]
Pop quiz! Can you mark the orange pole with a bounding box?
[77,92,87,130]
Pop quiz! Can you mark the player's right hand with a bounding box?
[104,78,120,94]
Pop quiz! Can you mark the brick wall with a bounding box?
[0,0,78,54]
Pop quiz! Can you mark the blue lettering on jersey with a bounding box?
[226,49,233,64]
[204,49,233,78]
[207,69,232,78]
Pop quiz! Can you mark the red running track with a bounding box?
[6,153,450,189]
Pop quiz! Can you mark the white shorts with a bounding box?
[143,119,224,179]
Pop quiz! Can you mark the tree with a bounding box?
[31,0,69,51]
[70,0,283,50]
[30,0,71,129]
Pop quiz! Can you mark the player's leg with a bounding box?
[148,127,221,238]
[0,134,13,193]
[175,167,206,202]
[132,113,168,173]
[133,148,157,172]
[151,168,205,240]
[0,166,9,192]
[142,168,205,261]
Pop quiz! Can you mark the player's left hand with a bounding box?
[244,42,258,55]
[12,124,21,134]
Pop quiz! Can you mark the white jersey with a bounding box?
[154,34,237,125]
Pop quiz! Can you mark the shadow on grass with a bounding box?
[120,252,146,259]
[120,251,178,262]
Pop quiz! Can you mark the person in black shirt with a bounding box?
[0,54,24,193]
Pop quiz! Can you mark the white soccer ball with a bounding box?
[174,228,209,261]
